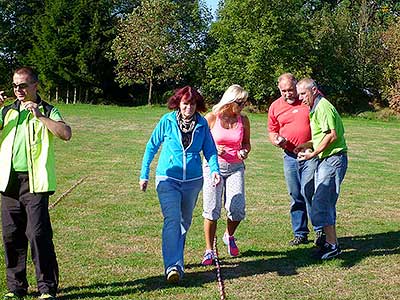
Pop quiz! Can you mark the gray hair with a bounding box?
[297,78,317,90]
[278,73,297,85]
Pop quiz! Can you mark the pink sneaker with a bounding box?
[201,250,214,266]
[223,232,239,257]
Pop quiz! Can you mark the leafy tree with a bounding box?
[381,18,400,113]
[0,0,44,85]
[206,0,399,112]
[112,0,140,18]
[0,0,141,102]
[204,0,314,106]
[111,0,185,105]
[29,0,81,93]
[173,0,213,88]
[28,0,137,102]
[309,0,399,112]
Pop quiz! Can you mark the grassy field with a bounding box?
[0,104,399,300]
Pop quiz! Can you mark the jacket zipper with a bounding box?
[179,128,186,181]
[181,125,197,181]
[27,113,35,191]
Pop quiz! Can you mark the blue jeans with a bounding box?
[283,151,322,237]
[312,153,348,227]
[156,177,203,277]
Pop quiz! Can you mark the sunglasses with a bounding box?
[12,82,33,89]
[234,100,246,106]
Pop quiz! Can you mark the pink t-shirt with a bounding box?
[212,114,244,163]
[268,97,311,152]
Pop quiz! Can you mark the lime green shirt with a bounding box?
[8,106,63,171]
[310,97,347,159]
[12,108,29,171]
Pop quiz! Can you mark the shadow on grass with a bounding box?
[57,230,400,299]
[338,230,400,267]
[57,270,215,299]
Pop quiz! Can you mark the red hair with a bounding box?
[167,86,206,112]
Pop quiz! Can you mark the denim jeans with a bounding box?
[283,151,322,237]
[311,153,348,227]
[156,177,203,277]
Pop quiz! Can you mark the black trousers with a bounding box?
[1,172,59,295]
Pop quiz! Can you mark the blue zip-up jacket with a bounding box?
[140,111,219,181]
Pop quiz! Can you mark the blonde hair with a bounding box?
[212,84,248,114]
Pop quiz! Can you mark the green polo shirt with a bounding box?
[12,108,30,171]
[310,97,347,159]
[6,106,64,172]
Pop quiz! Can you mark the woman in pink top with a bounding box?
[201,84,251,265]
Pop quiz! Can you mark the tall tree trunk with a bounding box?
[148,70,153,105]
[73,87,77,104]
[66,87,69,104]
[55,87,59,102]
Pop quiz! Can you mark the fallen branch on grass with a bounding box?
[49,176,88,210]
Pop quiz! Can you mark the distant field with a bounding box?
[1,104,399,300]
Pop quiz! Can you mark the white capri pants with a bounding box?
[202,160,246,221]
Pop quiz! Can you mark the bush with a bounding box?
[388,83,400,114]
[357,108,400,121]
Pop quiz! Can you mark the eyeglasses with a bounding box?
[13,82,33,89]
[234,100,246,107]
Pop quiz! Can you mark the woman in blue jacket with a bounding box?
[139,86,220,283]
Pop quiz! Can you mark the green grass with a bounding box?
[1,104,399,300]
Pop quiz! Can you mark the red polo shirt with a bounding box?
[268,97,311,152]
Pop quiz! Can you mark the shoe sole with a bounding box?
[167,271,180,283]
[321,249,341,260]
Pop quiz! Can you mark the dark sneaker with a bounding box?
[3,292,24,300]
[201,250,215,266]
[314,230,326,248]
[166,269,180,284]
[314,243,342,260]
[289,235,308,246]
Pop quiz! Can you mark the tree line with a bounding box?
[0,0,399,113]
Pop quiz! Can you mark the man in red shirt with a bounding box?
[268,73,323,246]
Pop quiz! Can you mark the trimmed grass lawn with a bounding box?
[0,104,399,300]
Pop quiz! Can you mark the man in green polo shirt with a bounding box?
[0,67,72,300]
[295,78,348,260]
